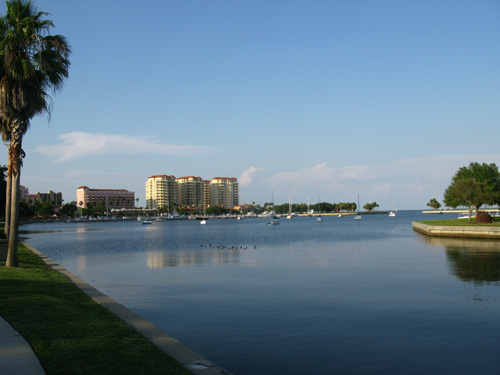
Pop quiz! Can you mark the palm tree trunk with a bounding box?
[4,172,11,237]
[6,122,25,267]
[6,167,19,267]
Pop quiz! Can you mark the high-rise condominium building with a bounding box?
[176,176,206,207]
[145,175,177,210]
[145,175,239,209]
[38,190,63,205]
[76,186,135,210]
[210,177,239,208]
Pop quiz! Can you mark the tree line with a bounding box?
[263,202,361,214]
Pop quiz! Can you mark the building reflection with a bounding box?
[418,236,500,284]
[146,248,241,268]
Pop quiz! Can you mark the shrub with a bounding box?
[476,211,492,224]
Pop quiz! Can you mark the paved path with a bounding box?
[0,316,45,375]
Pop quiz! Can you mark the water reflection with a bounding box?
[20,227,100,234]
[419,236,500,284]
[146,249,241,268]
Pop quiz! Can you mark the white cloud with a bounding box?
[239,166,264,186]
[238,154,500,209]
[35,132,214,162]
[267,162,373,191]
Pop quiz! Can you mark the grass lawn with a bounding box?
[0,243,191,375]
[417,217,500,226]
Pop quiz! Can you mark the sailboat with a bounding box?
[354,194,362,220]
[267,191,280,225]
[388,199,396,217]
[317,196,323,222]
[287,194,293,219]
[238,194,245,220]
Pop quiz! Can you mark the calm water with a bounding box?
[23,211,500,375]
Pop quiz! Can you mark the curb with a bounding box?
[22,242,233,375]
[412,222,500,239]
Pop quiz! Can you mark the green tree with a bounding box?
[60,201,77,217]
[444,179,490,221]
[0,0,70,267]
[363,202,379,211]
[427,198,441,210]
[444,162,500,218]
[18,200,32,218]
[38,201,54,217]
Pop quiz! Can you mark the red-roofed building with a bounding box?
[76,186,135,209]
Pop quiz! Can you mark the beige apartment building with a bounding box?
[145,175,177,210]
[19,186,62,206]
[145,175,239,210]
[76,186,135,210]
[176,176,206,208]
[210,177,239,208]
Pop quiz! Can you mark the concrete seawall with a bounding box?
[412,222,500,239]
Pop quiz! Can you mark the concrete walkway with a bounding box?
[0,316,45,375]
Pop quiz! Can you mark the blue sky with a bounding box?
[2,0,499,209]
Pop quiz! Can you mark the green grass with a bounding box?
[417,217,500,226]
[0,244,191,375]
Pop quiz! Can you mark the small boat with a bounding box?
[317,195,322,222]
[354,194,362,220]
[267,193,280,225]
[287,194,293,219]
[200,220,207,225]
[155,217,166,222]
[142,220,153,225]
[389,199,396,217]
[266,214,280,225]
[338,214,343,218]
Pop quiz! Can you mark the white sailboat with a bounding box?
[267,214,280,225]
[267,191,280,225]
[317,196,323,222]
[354,194,362,220]
[238,194,245,220]
[287,194,293,219]
[389,199,396,217]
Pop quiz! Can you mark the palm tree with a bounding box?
[0,0,70,267]
[1,118,11,237]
